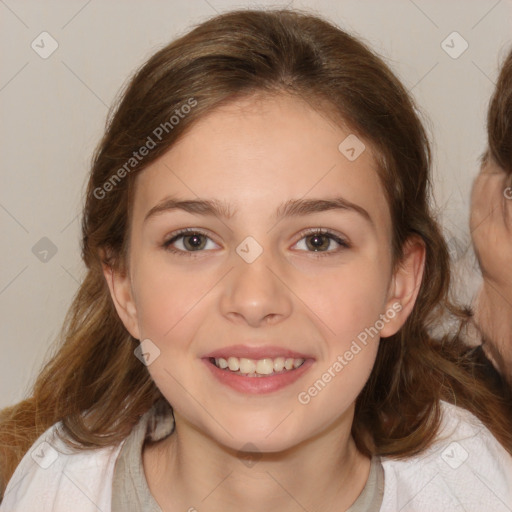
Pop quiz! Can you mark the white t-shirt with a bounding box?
[1,400,511,511]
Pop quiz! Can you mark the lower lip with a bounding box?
[202,358,315,394]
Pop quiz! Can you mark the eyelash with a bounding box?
[162,227,350,258]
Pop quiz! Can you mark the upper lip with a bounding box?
[203,344,314,360]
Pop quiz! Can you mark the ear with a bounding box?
[380,236,426,338]
[102,260,141,340]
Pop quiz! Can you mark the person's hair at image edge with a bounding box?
[1,8,511,497]
[484,46,512,174]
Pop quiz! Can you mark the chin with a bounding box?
[207,415,304,454]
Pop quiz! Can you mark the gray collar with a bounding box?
[111,401,384,511]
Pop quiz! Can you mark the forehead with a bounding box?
[132,93,391,234]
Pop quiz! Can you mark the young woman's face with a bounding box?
[111,93,417,453]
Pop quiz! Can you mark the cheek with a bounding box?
[297,272,385,413]
[131,256,211,339]
[303,260,390,343]
[296,322,380,424]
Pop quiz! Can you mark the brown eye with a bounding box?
[294,229,350,255]
[163,229,219,255]
[181,233,207,251]
[305,233,331,251]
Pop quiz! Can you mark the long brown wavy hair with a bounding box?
[1,7,511,498]
[486,46,512,174]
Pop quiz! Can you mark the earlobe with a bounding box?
[380,237,426,338]
[102,263,141,340]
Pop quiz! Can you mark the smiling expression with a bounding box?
[106,92,416,452]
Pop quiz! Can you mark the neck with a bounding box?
[143,406,371,512]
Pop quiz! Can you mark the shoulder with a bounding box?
[379,400,512,512]
[0,421,125,512]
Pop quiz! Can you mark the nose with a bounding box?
[219,249,293,327]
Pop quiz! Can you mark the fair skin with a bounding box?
[470,156,512,384]
[103,93,425,511]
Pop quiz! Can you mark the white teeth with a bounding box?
[255,358,274,375]
[227,357,239,371]
[239,358,256,374]
[213,356,305,375]
[273,357,285,372]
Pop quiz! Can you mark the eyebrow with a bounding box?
[143,196,373,226]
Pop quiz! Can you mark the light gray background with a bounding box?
[1,0,510,409]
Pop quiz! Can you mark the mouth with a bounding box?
[207,355,306,377]
[202,344,315,393]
